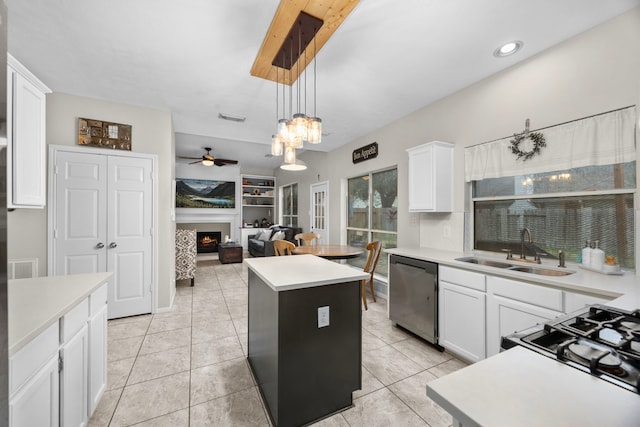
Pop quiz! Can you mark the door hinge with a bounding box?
[58,354,63,373]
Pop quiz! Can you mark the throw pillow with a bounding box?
[258,229,272,241]
[270,230,286,241]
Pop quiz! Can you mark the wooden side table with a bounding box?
[219,243,243,264]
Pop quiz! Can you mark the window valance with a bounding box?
[464,106,636,182]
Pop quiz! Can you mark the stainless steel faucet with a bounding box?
[558,250,566,268]
[520,227,532,260]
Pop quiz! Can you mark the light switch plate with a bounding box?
[318,306,330,328]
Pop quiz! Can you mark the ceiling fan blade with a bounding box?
[177,156,201,160]
[188,160,202,165]
[214,158,238,165]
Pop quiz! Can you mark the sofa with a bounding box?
[248,226,302,257]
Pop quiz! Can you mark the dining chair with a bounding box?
[361,241,382,310]
[273,239,295,256]
[295,232,320,247]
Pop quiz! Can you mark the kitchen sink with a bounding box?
[506,266,574,276]
[455,256,574,276]
[455,257,512,269]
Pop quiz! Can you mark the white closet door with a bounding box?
[53,151,108,276]
[106,155,153,318]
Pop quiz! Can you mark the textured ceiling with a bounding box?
[6,0,640,169]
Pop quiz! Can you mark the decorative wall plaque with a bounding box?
[352,142,378,164]
[78,117,132,150]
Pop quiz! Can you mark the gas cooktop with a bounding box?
[502,305,640,393]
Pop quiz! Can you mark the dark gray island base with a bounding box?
[245,255,367,427]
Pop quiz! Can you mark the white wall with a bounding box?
[279,7,640,254]
[8,92,176,311]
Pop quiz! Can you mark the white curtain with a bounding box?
[464,107,636,182]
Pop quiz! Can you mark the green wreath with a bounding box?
[509,131,546,161]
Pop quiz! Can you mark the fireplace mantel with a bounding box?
[176,210,239,242]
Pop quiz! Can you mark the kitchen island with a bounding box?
[245,255,368,427]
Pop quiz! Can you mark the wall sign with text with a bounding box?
[353,142,378,164]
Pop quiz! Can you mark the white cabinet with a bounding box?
[49,146,155,319]
[486,276,563,357]
[564,291,612,314]
[88,285,108,415]
[60,298,90,427]
[438,266,486,362]
[7,53,51,209]
[406,141,453,212]
[9,322,59,427]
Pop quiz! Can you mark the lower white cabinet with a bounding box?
[60,324,89,427]
[88,285,108,415]
[565,291,612,313]
[438,266,487,362]
[9,356,59,427]
[486,276,564,357]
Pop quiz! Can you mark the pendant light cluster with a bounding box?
[270,12,324,171]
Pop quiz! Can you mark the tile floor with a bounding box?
[89,257,467,426]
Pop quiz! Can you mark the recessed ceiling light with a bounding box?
[493,40,523,58]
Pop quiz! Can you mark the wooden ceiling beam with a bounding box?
[251,0,360,86]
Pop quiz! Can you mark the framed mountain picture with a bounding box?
[175,178,236,208]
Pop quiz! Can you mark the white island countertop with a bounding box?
[427,346,640,427]
[244,254,368,292]
[9,272,112,355]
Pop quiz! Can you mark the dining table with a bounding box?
[292,244,364,260]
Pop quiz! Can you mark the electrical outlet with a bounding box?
[318,306,330,328]
[411,215,418,225]
[443,225,451,238]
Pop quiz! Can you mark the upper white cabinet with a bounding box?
[7,53,51,209]
[406,141,453,212]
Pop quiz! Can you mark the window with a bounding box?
[473,163,636,269]
[280,183,298,227]
[346,168,397,277]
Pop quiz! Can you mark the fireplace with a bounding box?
[197,231,222,253]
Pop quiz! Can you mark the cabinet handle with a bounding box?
[96,242,105,249]
[109,242,118,249]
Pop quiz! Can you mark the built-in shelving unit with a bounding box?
[240,175,276,248]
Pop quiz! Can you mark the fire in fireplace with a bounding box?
[196,231,222,253]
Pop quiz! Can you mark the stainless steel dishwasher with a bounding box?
[389,254,440,348]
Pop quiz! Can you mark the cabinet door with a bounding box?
[408,144,434,211]
[486,294,563,357]
[9,356,59,427]
[60,324,89,427]
[564,292,611,314]
[9,70,47,208]
[439,281,486,362]
[88,304,107,416]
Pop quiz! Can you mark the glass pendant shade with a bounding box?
[271,134,283,156]
[284,144,296,164]
[286,120,303,149]
[280,159,307,171]
[292,113,308,143]
[307,117,322,144]
[277,119,289,140]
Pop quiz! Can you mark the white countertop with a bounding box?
[244,254,369,292]
[427,346,640,427]
[385,247,640,310]
[8,272,112,355]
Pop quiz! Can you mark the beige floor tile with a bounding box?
[342,388,427,427]
[223,292,249,307]
[228,303,248,320]
[363,321,413,345]
[391,338,453,369]
[88,388,122,427]
[108,314,153,327]
[108,318,151,341]
[219,278,247,290]
[362,345,424,386]
[310,413,350,426]
[108,335,144,362]
[362,329,387,353]
[191,319,237,344]
[238,332,248,356]
[389,370,454,427]
[110,371,190,427]
[191,335,244,368]
[232,316,248,335]
[190,358,255,405]
[192,288,224,300]
[353,366,385,399]
[139,327,191,355]
[147,312,192,334]
[193,281,222,291]
[190,387,269,426]
[362,307,389,325]
[127,345,191,385]
[428,357,469,378]
[131,408,190,426]
[192,298,228,313]
[192,308,231,323]
[107,357,135,390]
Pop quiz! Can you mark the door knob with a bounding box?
[96,242,105,249]
[109,242,118,248]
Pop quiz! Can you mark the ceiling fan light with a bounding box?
[201,159,214,166]
[307,117,322,144]
[271,134,283,156]
[280,159,307,171]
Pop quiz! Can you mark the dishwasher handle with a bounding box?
[390,254,438,275]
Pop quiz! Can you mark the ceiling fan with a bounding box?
[178,147,238,167]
